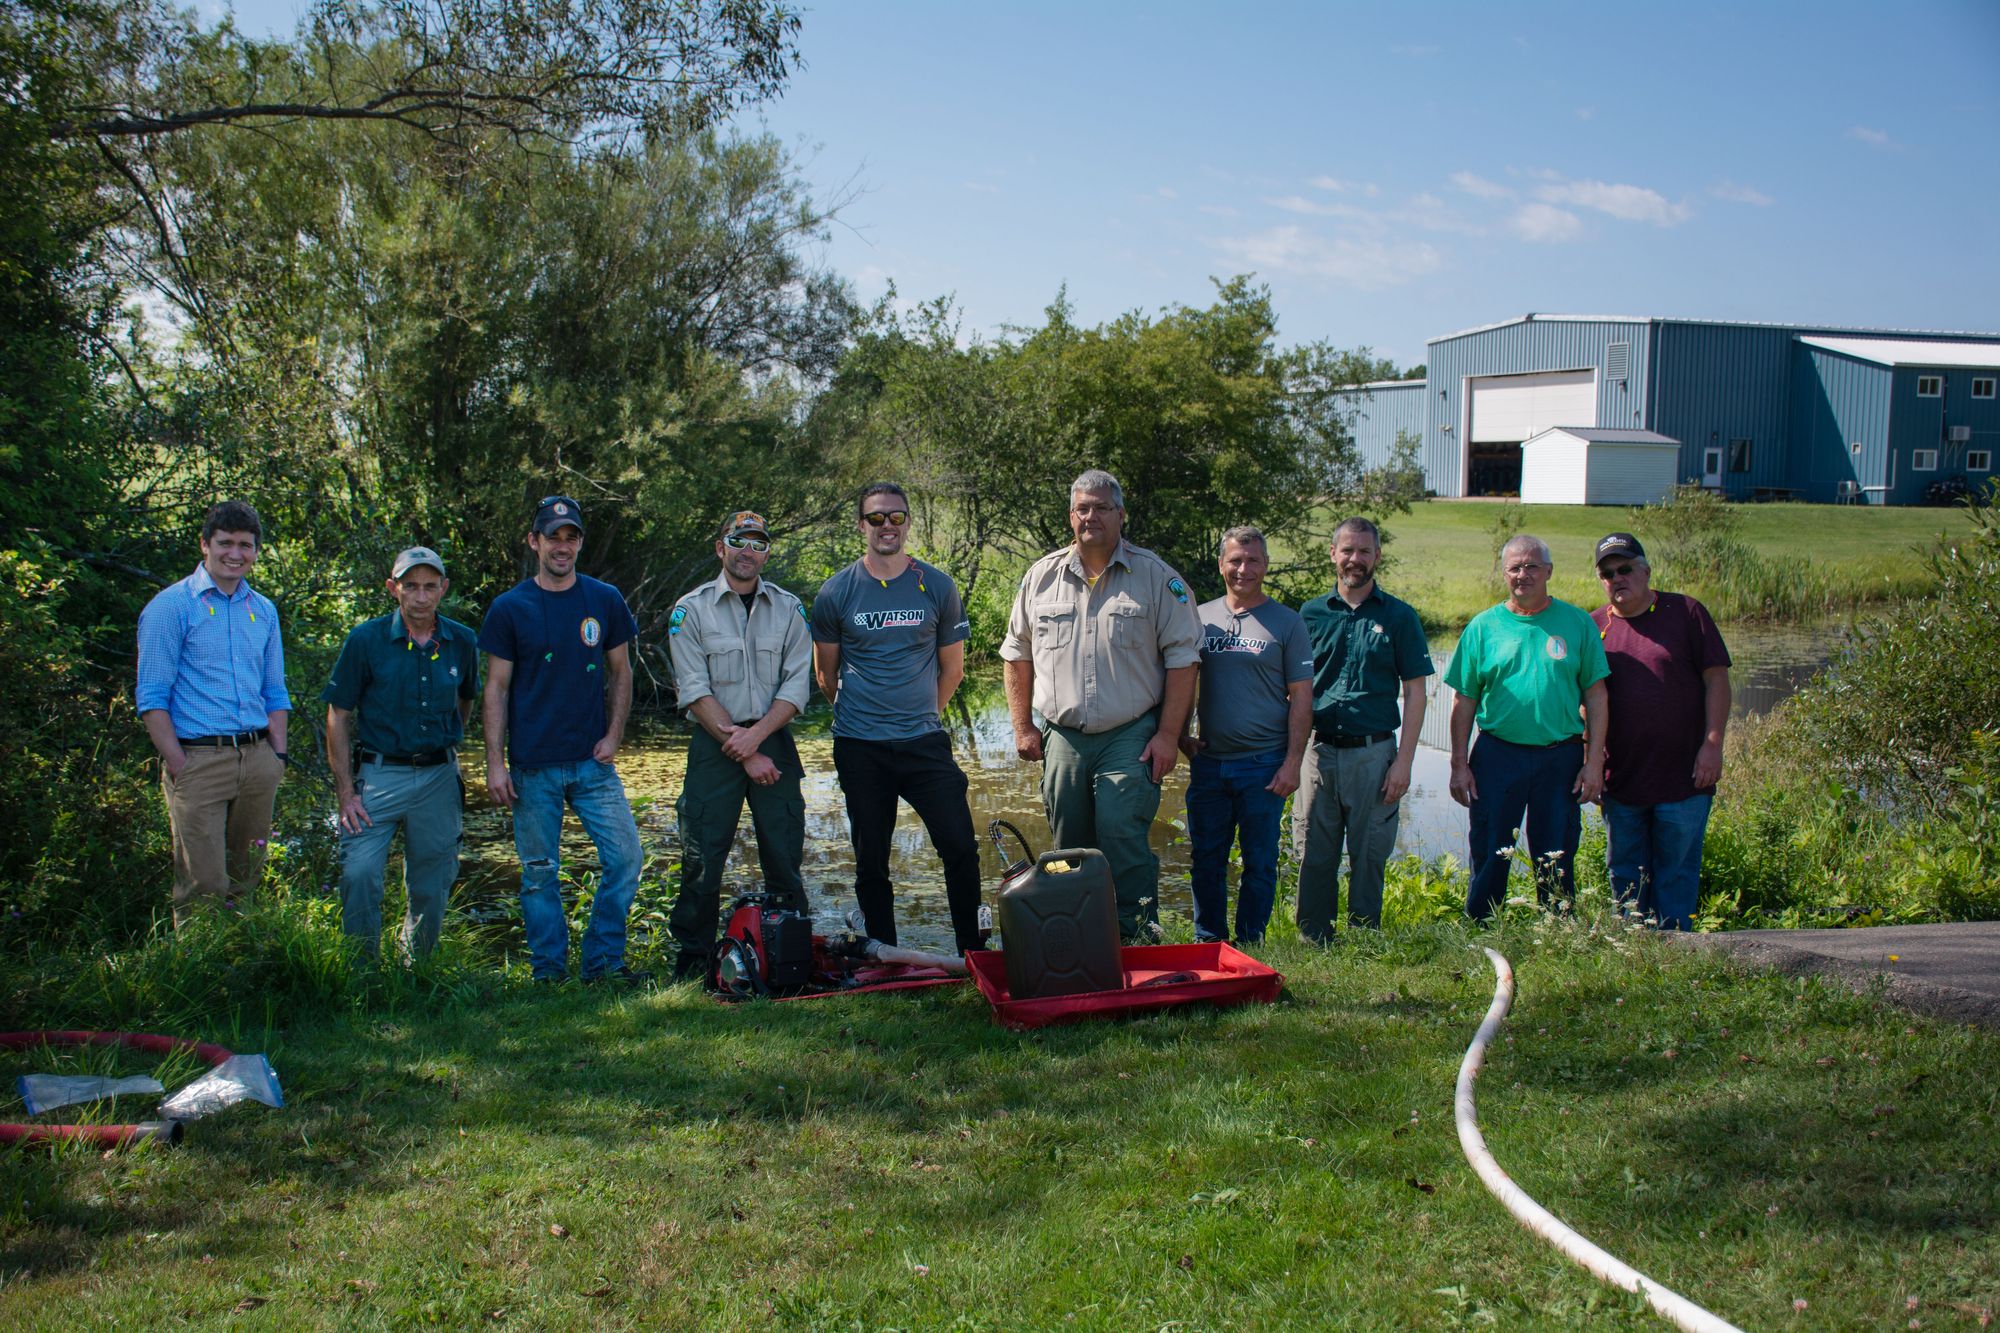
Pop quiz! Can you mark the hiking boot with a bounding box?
[672,952,710,984]
[583,966,654,988]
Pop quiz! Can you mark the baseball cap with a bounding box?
[719,510,770,541]
[391,546,445,579]
[533,495,585,536]
[1594,532,1646,565]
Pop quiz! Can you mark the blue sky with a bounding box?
[220,0,2000,367]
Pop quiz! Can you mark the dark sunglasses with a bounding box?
[1598,563,1637,579]
[861,510,910,528]
[723,535,770,553]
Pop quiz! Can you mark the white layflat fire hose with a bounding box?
[1455,947,1746,1333]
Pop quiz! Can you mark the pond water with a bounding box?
[458,623,1845,954]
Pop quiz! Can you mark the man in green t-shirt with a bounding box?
[1444,534,1608,920]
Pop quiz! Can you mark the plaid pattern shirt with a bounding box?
[136,564,292,737]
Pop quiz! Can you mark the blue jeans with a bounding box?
[1184,748,1287,943]
[1603,793,1712,931]
[513,759,645,980]
[338,758,462,957]
[1464,734,1584,921]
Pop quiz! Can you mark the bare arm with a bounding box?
[267,710,289,762]
[1140,664,1199,782]
[1004,658,1041,761]
[813,640,841,704]
[483,655,515,807]
[327,706,371,833]
[593,642,633,763]
[1382,677,1427,805]
[142,710,187,779]
[1575,679,1608,802]
[1268,679,1313,796]
[1448,692,1479,807]
[937,641,965,711]
[1694,665,1731,789]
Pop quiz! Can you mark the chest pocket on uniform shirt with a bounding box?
[1108,597,1146,647]
[1358,621,1398,678]
[1034,602,1076,650]
[753,636,784,685]
[705,636,746,685]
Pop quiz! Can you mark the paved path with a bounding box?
[1673,922,2000,1028]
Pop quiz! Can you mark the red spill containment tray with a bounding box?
[966,942,1282,1030]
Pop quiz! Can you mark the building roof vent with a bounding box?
[1606,342,1630,383]
[1948,425,1973,443]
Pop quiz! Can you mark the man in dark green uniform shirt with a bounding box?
[324,546,480,956]
[1291,518,1432,939]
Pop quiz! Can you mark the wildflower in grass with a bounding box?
[1794,1299,1808,1312]
[911,1264,930,1277]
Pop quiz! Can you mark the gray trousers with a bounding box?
[1292,737,1400,939]
[339,758,463,956]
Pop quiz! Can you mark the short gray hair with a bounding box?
[1501,534,1553,567]
[1070,469,1124,509]
[1219,526,1267,558]
[1331,516,1380,549]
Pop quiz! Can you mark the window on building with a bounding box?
[1974,377,1997,399]
[1851,442,1864,459]
[1970,450,1993,472]
[1917,375,1943,397]
[1913,448,1939,472]
[1728,438,1752,473]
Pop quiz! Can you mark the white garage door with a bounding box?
[1469,370,1597,443]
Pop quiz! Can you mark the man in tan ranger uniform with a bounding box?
[1001,469,1204,938]
[665,509,814,982]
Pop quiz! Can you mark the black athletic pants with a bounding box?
[831,731,984,955]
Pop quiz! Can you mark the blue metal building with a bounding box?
[1342,315,2000,503]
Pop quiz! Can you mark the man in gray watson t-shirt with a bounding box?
[1180,526,1314,944]
[810,482,985,955]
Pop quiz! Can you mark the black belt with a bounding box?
[1316,729,1393,749]
[178,728,269,748]
[358,748,454,768]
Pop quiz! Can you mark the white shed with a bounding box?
[1519,428,1683,505]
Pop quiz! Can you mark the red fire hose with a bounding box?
[0,1030,237,1149]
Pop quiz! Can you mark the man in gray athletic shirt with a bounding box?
[1181,526,1314,943]
[811,482,984,955]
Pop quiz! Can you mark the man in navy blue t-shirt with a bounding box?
[480,496,647,984]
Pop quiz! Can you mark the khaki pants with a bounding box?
[163,740,284,925]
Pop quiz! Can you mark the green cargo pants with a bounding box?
[669,727,807,963]
[1042,711,1163,938]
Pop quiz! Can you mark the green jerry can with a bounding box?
[990,821,1123,1000]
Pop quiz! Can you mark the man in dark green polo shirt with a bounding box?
[323,547,481,957]
[1291,518,1432,939]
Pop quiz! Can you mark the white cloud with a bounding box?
[1265,194,1370,219]
[1534,178,1690,226]
[1575,106,1596,121]
[1511,203,1583,243]
[1849,125,1892,146]
[962,181,1000,195]
[1210,226,1442,290]
[1709,180,1774,207]
[1197,204,1240,218]
[1155,186,1178,200]
[1308,176,1380,197]
[1451,171,1513,200]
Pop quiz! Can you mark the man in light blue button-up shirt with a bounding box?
[136,501,292,924]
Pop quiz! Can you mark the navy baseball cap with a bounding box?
[1594,532,1645,565]
[533,495,584,536]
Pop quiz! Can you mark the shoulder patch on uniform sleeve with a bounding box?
[1167,577,1189,604]
[669,605,688,635]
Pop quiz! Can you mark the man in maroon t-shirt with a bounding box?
[1590,533,1732,930]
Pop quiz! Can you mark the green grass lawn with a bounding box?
[1272,500,1972,631]
[5,917,1995,1330]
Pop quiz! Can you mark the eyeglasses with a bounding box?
[1598,563,1637,579]
[723,535,770,553]
[861,510,909,528]
[1503,563,1547,576]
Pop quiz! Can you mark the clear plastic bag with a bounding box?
[18,1074,165,1116]
[158,1054,285,1120]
